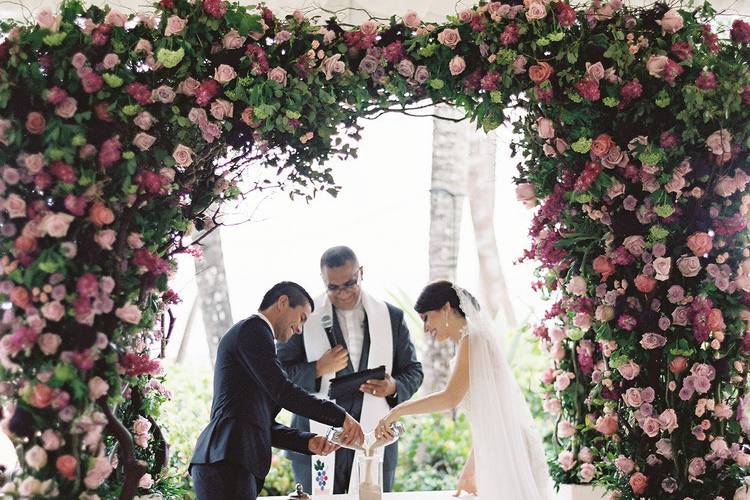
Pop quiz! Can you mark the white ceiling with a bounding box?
[2,0,748,24]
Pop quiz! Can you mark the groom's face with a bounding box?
[275,297,312,343]
[322,261,362,311]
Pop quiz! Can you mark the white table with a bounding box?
[262,492,473,499]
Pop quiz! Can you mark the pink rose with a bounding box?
[449,55,466,76]
[5,193,27,218]
[566,276,587,296]
[706,129,732,156]
[36,9,61,31]
[653,257,671,280]
[437,28,461,49]
[640,332,667,350]
[132,133,156,151]
[585,61,605,82]
[104,10,128,27]
[127,232,144,249]
[629,472,648,495]
[558,450,576,471]
[360,20,379,36]
[618,361,640,380]
[646,55,668,78]
[658,9,684,34]
[669,356,688,374]
[515,183,536,208]
[28,383,54,408]
[528,61,553,83]
[152,85,176,103]
[0,118,11,146]
[41,301,65,322]
[641,416,661,437]
[25,153,45,174]
[554,373,571,391]
[594,414,618,435]
[402,10,421,29]
[458,9,474,23]
[177,77,200,96]
[578,447,594,463]
[25,112,46,135]
[635,274,656,293]
[268,67,288,87]
[672,306,690,326]
[214,64,237,84]
[95,229,116,250]
[84,456,113,489]
[624,388,643,407]
[320,54,346,81]
[172,144,194,167]
[687,232,712,256]
[89,202,114,226]
[38,333,62,356]
[397,59,415,78]
[133,416,152,435]
[41,429,62,451]
[55,97,78,119]
[115,303,142,325]
[134,111,156,131]
[677,255,701,277]
[88,376,109,400]
[164,15,187,36]
[525,0,548,20]
[595,305,615,322]
[615,455,634,474]
[223,29,247,50]
[56,455,77,480]
[536,117,555,139]
[102,53,120,70]
[512,55,528,75]
[24,445,47,470]
[543,397,561,414]
[623,235,645,256]
[40,213,75,238]
[579,463,596,483]
[557,420,576,438]
[688,457,705,477]
[715,176,737,197]
[139,473,154,489]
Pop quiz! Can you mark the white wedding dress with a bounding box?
[456,287,551,500]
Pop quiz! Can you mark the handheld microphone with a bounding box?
[321,314,336,347]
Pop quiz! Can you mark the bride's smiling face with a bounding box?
[419,304,455,342]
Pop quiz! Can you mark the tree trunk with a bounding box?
[194,224,234,367]
[424,105,469,393]
[465,130,517,329]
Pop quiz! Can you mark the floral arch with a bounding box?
[1,0,750,498]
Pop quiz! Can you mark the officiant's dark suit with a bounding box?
[190,282,362,500]
[277,247,423,493]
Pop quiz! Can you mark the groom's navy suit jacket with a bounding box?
[190,316,346,484]
[277,302,423,493]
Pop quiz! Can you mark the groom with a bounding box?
[190,281,364,500]
[278,246,423,493]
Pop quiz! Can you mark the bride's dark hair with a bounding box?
[414,280,479,317]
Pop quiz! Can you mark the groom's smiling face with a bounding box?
[322,260,362,311]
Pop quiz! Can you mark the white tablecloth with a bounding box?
[262,492,472,499]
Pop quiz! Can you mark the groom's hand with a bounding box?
[360,374,397,398]
[340,413,365,446]
[308,435,339,456]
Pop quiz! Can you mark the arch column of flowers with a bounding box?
[1,0,750,498]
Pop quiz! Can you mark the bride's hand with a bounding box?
[453,455,477,497]
[375,410,399,439]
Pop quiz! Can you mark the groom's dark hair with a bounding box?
[320,245,359,269]
[259,281,315,312]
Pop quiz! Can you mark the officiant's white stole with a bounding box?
[304,291,393,494]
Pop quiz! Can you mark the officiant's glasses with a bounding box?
[326,267,363,294]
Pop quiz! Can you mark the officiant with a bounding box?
[278,246,423,493]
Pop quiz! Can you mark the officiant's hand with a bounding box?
[340,413,365,446]
[308,435,339,456]
[359,374,396,398]
[315,345,349,377]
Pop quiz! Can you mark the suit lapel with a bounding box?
[358,313,371,372]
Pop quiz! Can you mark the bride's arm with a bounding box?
[377,336,469,429]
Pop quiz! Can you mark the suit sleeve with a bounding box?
[276,330,321,393]
[386,310,424,408]
[235,322,346,427]
[271,420,316,455]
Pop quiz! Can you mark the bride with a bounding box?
[375,281,550,499]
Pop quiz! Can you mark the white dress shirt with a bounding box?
[336,298,366,370]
